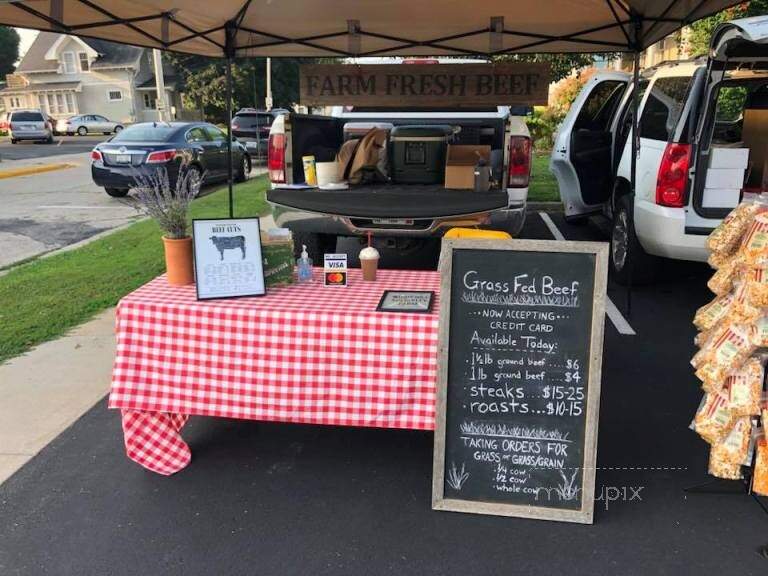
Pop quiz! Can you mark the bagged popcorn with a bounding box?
[708,448,743,480]
[752,316,768,347]
[753,438,768,496]
[699,323,754,386]
[744,265,768,308]
[740,211,768,266]
[693,392,736,444]
[710,417,751,466]
[708,250,732,270]
[707,193,764,255]
[693,293,734,332]
[730,283,762,325]
[724,357,763,416]
[707,256,740,295]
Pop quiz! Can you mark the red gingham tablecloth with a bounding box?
[109,268,440,475]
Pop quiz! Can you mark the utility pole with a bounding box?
[152,49,168,122]
[265,57,273,110]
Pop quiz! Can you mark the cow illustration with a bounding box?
[210,235,246,260]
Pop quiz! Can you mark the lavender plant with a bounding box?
[129,166,201,239]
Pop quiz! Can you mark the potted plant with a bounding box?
[131,166,200,286]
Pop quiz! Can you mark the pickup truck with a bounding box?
[265,104,532,258]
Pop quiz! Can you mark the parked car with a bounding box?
[0,112,9,132]
[231,108,288,163]
[58,114,125,136]
[91,122,251,198]
[550,16,768,284]
[266,68,531,259]
[8,110,54,144]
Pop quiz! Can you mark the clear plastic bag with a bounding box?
[708,251,732,270]
[740,210,768,266]
[693,392,735,444]
[707,256,740,296]
[744,265,768,308]
[707,193,764,255]
[698,323,754,387]
[693,293,734,332]
[753,437,768,496]
[724,357,763,416]
[730,283,762,325]
[710,417,751,466]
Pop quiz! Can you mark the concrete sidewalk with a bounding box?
[0,308,115,485]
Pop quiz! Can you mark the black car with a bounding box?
[231,108,288,163]
[91,122,251,198]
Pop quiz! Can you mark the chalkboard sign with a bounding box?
[432,238,608,524]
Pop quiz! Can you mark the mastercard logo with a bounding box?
[325,271,347,286]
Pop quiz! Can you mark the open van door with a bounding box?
[551,71,630,220]
[688,16,768,229]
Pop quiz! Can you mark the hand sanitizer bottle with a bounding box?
[296,244,313,283]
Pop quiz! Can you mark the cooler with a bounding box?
[389,125,453,184]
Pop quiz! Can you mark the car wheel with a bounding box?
[45,135,54,144]
[184,165,203,197]
[235,155,250,183]
[10,138,17,144]
[292,232,336,262]
[105,187,130,198]
[77,126,87,136]
[114,126,123,133]
[610,195,659,285]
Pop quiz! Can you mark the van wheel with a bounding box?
[105,187,129,198]
[610,196,659,285]
[293,232,336,261]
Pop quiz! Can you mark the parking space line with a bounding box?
[538,211,636,336]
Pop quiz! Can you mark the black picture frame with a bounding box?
[376,290,435,313]
[192,217,266,301]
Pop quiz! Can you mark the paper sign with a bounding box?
[324,253,348,286]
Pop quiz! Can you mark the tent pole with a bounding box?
[226,56,234,219]
[627,20,642,319]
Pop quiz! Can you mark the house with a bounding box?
[0,32,190,123]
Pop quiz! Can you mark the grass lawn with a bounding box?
[0,176,269,364]
[528,151,561,203]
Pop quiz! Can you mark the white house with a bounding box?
[1,32,189,123]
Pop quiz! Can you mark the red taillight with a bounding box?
[508,136,531,188]
[91,149,102,162]
[655,143,691,208]
[268,133,286,183]
[146,149,177,164]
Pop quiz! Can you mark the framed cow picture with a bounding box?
[192,218,266,300]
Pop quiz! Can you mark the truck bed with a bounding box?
[267,186,508,219]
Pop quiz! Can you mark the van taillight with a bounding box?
[508,136,531,188]
[655,143,691,208]
[268,133,286,183]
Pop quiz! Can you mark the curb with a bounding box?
[0,162,78,180]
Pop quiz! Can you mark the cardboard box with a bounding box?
[704,167,746,190]
[444,145,492,189]
[710,146,749,169]
[702,187,741,209]
[743,109,768,190]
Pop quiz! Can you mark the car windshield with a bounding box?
[111,124,176,142]
[12,112,44,122]
[234,114,273,129]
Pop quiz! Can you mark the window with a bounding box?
[107,90,123,102]
[56,93,64,113]
[9,96,24,109]
[78,52,89,72]
[65,93,75,114]
[205,126,227,142]
[186,127,209,143]
[640,76,691,141]
[47,93,57,114]
[143,93,157,109]
[10,111,44,122]
[61,51,76,74]
[38,94,47,113]
[573,80,627,131]
[111,124,176,142]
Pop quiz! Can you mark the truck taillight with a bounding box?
[268,133,286,183]
[91,149,102,162]
[655,143,690,208]
[508,136,531,188]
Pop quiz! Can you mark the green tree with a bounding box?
[0,26,20,78]
[687,0,768,56]
[493,53,613,83]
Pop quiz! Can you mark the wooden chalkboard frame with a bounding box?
[432,238,608,524]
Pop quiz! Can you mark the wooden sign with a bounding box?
[299,63,550,107]
[432,238,607,524]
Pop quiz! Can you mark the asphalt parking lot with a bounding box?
[2,212,765,576]
[0,135,104,161]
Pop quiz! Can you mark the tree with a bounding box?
[0,26,20,78]
[686,0,768,56]
[165,54,314,122]
[493,53,613,84]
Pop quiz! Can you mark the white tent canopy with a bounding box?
[0,0,745,59]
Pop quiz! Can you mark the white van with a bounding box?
[551,16,768,283]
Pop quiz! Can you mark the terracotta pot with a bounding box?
[163,236,194,286]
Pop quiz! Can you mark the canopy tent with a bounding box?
[0,1,746,57]
[0,2,746,299]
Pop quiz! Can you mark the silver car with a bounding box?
[58,114,124,136]
[9,110,54,144]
